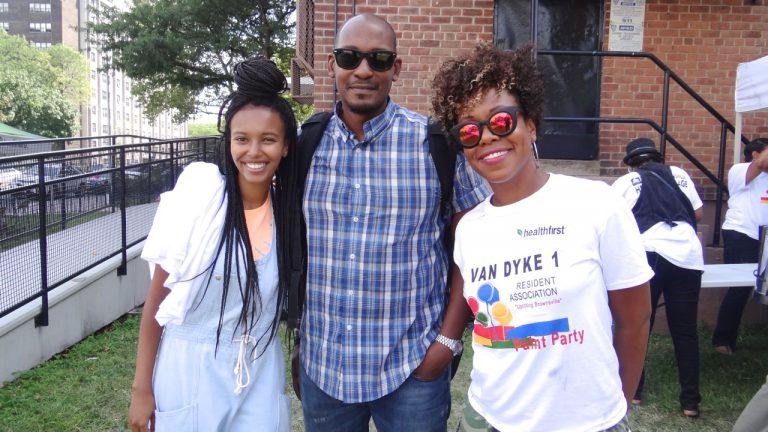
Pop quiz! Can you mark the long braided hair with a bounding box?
[199,56,297,356]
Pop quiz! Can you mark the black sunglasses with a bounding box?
[450,106,522,149]
[332,48,397,72]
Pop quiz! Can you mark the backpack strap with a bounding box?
[296,111,333,195]
[426,118,465,379]
[428,118,457,220]
[285,111,332,330]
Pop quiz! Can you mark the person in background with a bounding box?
[431,42,652,432]
[289,13,490,432]
[713,137,768,355]
[612,137,704,418]
[127,57,295,432]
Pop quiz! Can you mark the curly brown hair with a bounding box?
[431,43,545,135]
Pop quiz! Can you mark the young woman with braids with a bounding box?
[127,57,295,432]
[430,44,653,431]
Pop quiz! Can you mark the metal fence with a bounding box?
[0,135,218,324]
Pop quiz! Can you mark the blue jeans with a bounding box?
[713,229,759,351]
[299,363,451,432]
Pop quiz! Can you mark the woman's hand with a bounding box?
[127,387,156,432]
[412,341,454,380]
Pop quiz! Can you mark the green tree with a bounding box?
[87,0,305,123]
[0,30,89,138]
[187,122,218,137]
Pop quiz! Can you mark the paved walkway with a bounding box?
[0,202,158,313]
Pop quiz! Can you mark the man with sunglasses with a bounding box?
[291,13,489,432]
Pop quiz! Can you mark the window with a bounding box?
[101,90,107,100]
[0,3,8,13]
[29,3,51,13]
[29,22,51,32]
[91,106,96,114]
[101,125,110,134]
[0,22,7,31]
[91,123,97,133]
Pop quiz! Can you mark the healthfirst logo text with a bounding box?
[516,225,566,238]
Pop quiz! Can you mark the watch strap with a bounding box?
[435,334,463,356]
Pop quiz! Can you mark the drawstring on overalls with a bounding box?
[233,334,257,395]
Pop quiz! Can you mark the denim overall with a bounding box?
[152,222,289,431]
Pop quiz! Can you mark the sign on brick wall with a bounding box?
[608,0,646,52]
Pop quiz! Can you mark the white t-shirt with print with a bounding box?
[722,162,768,240]
[455,174,653,432]
[611,165,704,270]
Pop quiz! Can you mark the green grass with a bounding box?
[0,313,765,432]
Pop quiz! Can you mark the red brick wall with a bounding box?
[311,0,495,114]
[310,0,768,197]
[600,0,768,198]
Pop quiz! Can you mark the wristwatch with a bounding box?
[435,334,463,356]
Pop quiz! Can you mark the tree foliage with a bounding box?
[187,122,218,137]
[87,0,301,123]
[0,30,89,138]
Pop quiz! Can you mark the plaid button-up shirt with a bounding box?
[300,101,490,402]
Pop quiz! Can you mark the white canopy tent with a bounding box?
[734,55,768,163]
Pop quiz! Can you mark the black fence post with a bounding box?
[34,158,49,327]
[117,143,128,276]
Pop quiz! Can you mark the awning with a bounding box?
[734,55,768,163]
[0,122,47,141]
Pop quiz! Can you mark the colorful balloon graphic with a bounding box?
[491,302,512,325]
[477,283,500,304]
[476,312,489,326]
[467,297,480,315]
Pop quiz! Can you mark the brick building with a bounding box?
[292,0,768,200]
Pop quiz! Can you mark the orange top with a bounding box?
[243,193,272,260]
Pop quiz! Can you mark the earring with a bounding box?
[531,140,540,165]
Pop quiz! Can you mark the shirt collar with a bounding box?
[332,98,396,144]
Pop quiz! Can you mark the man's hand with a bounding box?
[412,341,454,380]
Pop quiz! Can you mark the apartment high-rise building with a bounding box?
[0,0,186,146]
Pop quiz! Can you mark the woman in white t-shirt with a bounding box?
[127,57,295,432]
[431,43,653,432]
[713,138,768,355]
[611,138,704,418]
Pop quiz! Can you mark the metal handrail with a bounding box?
[0,135,218,324]
[538,49,751,246]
